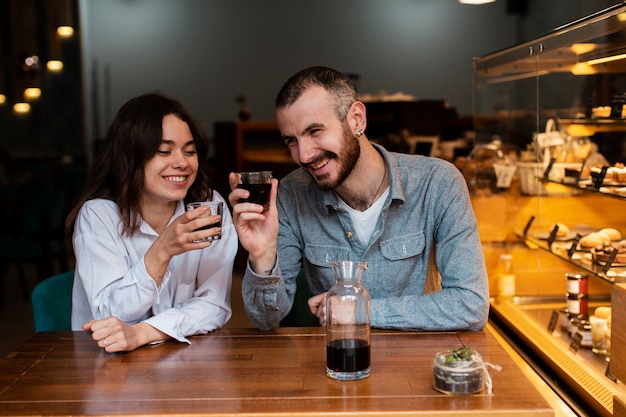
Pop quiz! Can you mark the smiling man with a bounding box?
[228,66,489,332]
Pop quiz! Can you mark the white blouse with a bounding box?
[71,192,237,343]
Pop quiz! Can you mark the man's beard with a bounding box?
[305,123,360,192]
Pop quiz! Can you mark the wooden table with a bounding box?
[0,327,553,416]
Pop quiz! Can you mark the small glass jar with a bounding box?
[496,254,515,298]
[576,322,593,348]
[566,293,588,316]
[568,314,588,337]
[590,315,609,355]
[566,272,588,295]
[558,307,570,331]
[433,350,485,395]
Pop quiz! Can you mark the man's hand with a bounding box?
[228,172,279,275]
[309,292,358,327]
[308,292,328,326]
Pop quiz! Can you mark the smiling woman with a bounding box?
[140,114,199,227]
[63,92,238,353]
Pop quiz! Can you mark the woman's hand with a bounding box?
[144,205,220,285]
[83,317,169,353]
[160,204,221,256]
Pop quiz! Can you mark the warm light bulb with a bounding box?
[458,0,495,4]
[0,94,5,105]
[570,43,596,55]
[13,102,31,114]
[24,88,42,99]
[571,62,596,75]
[57,26,74,38]
[47,60,64,71]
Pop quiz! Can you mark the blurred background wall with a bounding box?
[0,0,619,164]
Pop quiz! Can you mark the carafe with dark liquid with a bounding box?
[326,260,370,380]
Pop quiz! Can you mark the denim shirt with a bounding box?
[242,144,489,331]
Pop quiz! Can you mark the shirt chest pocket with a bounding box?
[303,245,355,293]
[304,244,354,267]
[379,232,425,260]
[376,232,426,293]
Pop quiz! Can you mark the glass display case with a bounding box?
[472,4,626,416]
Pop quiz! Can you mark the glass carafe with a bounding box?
[326,260,371,380]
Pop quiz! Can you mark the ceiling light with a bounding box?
[570,62,597,75]
[47,60,64,71]
[13,102,31,114]
[24,88,42,100]
[570,43,596,55]
[459,0,495,4]
[57,26,74,38]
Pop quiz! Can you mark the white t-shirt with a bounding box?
[337,187,390,245]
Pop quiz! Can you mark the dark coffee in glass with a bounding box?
[237,171,272,210]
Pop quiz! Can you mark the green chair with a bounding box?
[31,271,74,332]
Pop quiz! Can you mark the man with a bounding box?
[229,66,488,331]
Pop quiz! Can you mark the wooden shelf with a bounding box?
[539,178,626,202]
[516,231,625,285]
[213,120,297,197]
[558,118,626,136]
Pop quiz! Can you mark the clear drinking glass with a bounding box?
[590,315,608,356]
[185,201,223,242]
[236,171,272,210]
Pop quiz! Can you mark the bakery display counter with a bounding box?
[472,4,626,415]
[490,296,619,417]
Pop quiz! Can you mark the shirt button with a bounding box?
[347,231,353,239]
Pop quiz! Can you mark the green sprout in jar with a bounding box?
[444,346,473,364]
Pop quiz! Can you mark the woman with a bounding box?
[66,92,237,352]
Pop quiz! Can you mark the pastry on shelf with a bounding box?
[594,306,611,321]
[531,222,577,241]
[591,106,612,118]
[579,228,622,249]
[581,163,626,185]
[549,222,569,238]
[614,163,626,182]
[591,239,626,265]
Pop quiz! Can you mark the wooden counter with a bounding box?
[0,327,552,416]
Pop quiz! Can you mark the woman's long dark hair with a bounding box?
[65,92,213,236]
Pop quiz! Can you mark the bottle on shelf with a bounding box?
[496,253,516,299]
